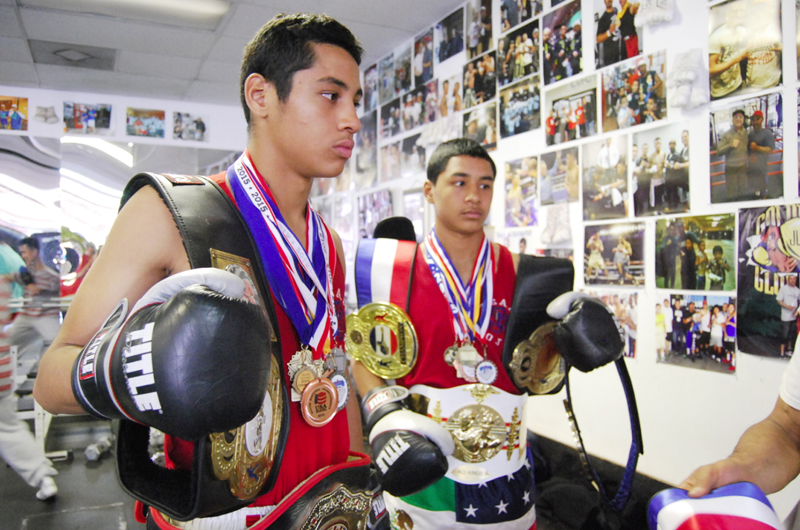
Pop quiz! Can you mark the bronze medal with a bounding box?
[301,378,338,427]
[509,321,567,395]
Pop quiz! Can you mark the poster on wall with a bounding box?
[496,228,534,255]
[439,75,463,118]
[358,189,394,239]
[435,7,465,64]
[379,53,395,104]
[583,290,639,358]
[631,122,690,216]
[172,112,207,141]
[498,19,539,87]
[738,205,800,358]
[400,133,426,177]
[354,110,378,190]
[499,75,541,138]
[709,91,783,203]
[463,51,497,110]
[380,142,401,183]
[400,85,428,131]
[600,50,667,133]
[126,107,165,138]
[363,64,379,113]
[540,148,579,204]
[584,221,645,286]
[394,45,413,98]
[581,136,628,221]
[0,96,28,131]
[424,79,439,124]
[463,101,497,150]
[505,155,537,227]
[380,97,401,139]
[594,0,643,69]
[465,0,493,60]
[544,73,597,146]
[655,214,736,291]
[542,0,582,86]
[541,203,572,245]
[659,294,737,374]
[708,0,782,101]
[403,189,425,242]
[499,0,540,32]
[414,29,435,87]
[63,102,112,135]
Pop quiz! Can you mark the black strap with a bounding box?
[563,357,644,512]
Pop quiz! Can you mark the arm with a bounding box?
[33,186,190,414]
[709,50,749,76]
[680,397,800,497]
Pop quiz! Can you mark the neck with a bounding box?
[435,226,485,285]
[247,137,313,246]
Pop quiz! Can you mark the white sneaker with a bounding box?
[36,476,57,500]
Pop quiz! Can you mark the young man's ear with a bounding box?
[423,180,435,203]
[244,73,276,121]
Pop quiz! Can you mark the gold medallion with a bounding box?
[445,404,506,463]
[346,302,418,379]
[509,321,567,395]
[301,378,338,427]
[292,365,317,395]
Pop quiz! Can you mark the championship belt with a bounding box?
[406,384,528,484]
[349,238,419,379]
[115,172,289,521]
[502,254,574,396]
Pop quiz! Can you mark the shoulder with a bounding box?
[493,242,519,274]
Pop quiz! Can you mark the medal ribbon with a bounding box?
[227,152,337,354]
[424,228,493,343]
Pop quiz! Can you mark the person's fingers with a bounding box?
[678,464,719,498]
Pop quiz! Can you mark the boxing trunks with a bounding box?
[117,173,372,529]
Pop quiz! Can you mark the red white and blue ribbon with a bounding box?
[423,229,493,343]
[227,152,337,355]
[354,238,416,308]
[648,482,784,530]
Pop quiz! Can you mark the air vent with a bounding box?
[29,40,115,71]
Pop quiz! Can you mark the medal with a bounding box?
[509,321,567,395]
[346,302,418,379]
[454,342,482,382]
[475,359,499,385]
[301,377,338,427]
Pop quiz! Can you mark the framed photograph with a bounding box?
[709,92,783,203]
[660,294,737,374]
[379,53,395,104]
[540,147,580,204]
[600,51,667,133]
[363,64,379,113]
[466,0,493,60]
[542,0,583,86]
[172,112,207,141]
[594,0,643,69]
[655,214,736,291]
[463,102,498,150]
[63,102,112,135]
[0,96,28,131]
[498,20,540,88]
[394,45,413,98]
[499,75,541,138]
[584,290,640,358]
[544,74,597,146]
[414,30,435,87]
[380,142,401,183]
[380,97,402,139]
[439,75,463,118]
[581,136,629,221]
[738,206,800,358]
[126,107,165,138]
[631,122,690,216]
[400,85,427,132]
[354,110,378,190]
[423,80,439,124]
[435,7,465,64]
[505,155,538,227]
[584,221,645,286]
[500,0,542,33]
[709,0,782,101]
[463,51,497,110]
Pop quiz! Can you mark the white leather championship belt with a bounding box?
[407,384,528,484]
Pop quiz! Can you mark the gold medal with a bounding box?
[346,302,418,379]
[292,366,316,395]
[509,321,567,395]
[301,378,338,427]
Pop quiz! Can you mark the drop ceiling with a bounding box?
[0,0,466,105]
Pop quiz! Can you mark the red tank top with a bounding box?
[164,172,351,507]
[396,243,519,394]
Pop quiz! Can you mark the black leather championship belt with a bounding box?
[115,173,290,521]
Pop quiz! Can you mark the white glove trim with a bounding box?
[547,291,595,320]
[369,409,455,456]
[131,268,246,314]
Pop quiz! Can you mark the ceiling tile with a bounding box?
[0,61,39,84]
[35,64,191,99]
[198,60,240,82]
[0,7,24,37]
[207,36,249,63]
[117,51,201,80]
[222,4,283,38]
[19,8,216,58]
[0,37,33,63]
[184,80,239,105]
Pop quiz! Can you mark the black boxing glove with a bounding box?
[547,292,625,373]
[72,268,271,441]
[362,385,454,497]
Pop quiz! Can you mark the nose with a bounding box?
[340,102,361,134]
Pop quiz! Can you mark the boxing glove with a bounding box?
[72,268,272,441]
[547,292,625,373]
[362,385,454,497]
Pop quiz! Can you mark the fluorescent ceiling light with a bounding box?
[60,168,123,200]
[21,0,231,31]
[60,137,133,167]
